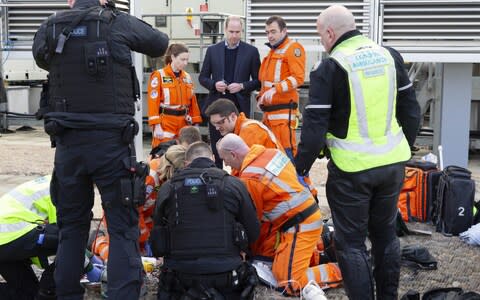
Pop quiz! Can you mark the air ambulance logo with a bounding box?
[151,77,159,88]
[150,90,158,99]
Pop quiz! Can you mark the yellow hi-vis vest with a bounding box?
[0,175,56,245]
[326,35,411,172]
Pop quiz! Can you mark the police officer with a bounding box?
[151,142,260,299]
[295,5,420,300]
[32,0,169,298]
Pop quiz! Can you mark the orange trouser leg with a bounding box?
[151,116,186,148]
[306,263,343,289]
[92,235,110,263]
[272,228,320,294]
[263,114,297,157]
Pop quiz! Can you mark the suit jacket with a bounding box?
[199,41,260,116]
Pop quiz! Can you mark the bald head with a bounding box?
[317,5,356,52]
[216,133,250,170]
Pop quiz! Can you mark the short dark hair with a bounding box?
[266,15,287,31]
[178,126,202,145]
[204,98,239,118]
[185,141,213,162]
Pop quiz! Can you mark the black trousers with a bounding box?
[0,228,57,300]
[326,161,405,300]
[52,129,142,300]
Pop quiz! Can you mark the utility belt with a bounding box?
[161,108,187,116]
[280,202,319,232]
[260,102,298,112]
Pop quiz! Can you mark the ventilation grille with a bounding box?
[380,0,480,53]
[246,0,371,41]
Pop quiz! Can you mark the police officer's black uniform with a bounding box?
[32,0,168,298]
[151,157,260,299]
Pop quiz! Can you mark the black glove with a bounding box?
[236,262,259,300]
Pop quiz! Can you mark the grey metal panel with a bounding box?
[379,0,480,59]
[246,0,371,41]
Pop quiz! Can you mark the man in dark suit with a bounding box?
[199,15,261,168]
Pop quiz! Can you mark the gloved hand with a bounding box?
[153,124,164,139]
[144,241,153,257]
[297,174,309,189]
[86,264,105,283]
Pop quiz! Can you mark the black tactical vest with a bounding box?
[165,168,239,260]
[46,7,134,115]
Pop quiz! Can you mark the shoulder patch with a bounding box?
[150,90,158,99]
[294,48,302,57]
[182,77,192,84]
[162,76,173,84]
[311,60,322,72]
[150,77,159,88]
[264,151,290,176]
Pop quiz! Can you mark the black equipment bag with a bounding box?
[435,166,475,235]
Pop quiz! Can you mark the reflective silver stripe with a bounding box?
[163,131,176,138]
[243,166,267,176]
[286,76,298,88]
[0,221,33,233]
[263,81,274,88]
[160,104,185,110]
[273,41,294,83]
[305,104,331,109]
[159,69,170,105]
[307,268,316,282]
[327,130,405,154]
[266,114,290,120]
[148,116,160,120]
[264,189,311,221]
[274,59,283,82]
[319,265,328,282]
[149,170,160,186]
[286,218,322,233]
[8,189,49,219]
[241,120,281,148]
[280,81,289,92]
[271,177,295,194]
[398,82,413,92]
[385,61,396,135]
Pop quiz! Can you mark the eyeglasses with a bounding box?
[211,116,228,127]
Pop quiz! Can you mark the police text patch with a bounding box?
[184,177,204,186]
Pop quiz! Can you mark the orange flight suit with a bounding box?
[239,145,341,294]
[234,112,318,200]
[147,64,202,148]
[258,37,305,157]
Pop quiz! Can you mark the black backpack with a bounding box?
[434,166,475,236]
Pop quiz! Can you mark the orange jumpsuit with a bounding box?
[239,145,341,294]
[258,37,305,158]
[233,113,319,200]
[147,64,202,148]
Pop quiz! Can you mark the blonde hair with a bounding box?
[158,145,186,181]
